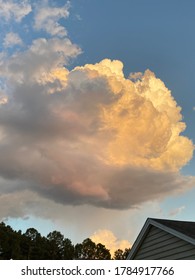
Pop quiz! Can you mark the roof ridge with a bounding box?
[150,217,195,223]
[149,218,195,240]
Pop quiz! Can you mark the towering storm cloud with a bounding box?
[0,0,194,220]
[0,54,194,211]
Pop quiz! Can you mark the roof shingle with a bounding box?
[151,218,195,240]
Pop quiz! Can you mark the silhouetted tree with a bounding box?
[23,228,45,259]
[0,222,16,259]
[63,238,74,260]
[47,231,64,259]
[75,238,96,259]
[0,223,128,260]
[113,248,131,260]
[75,238,111,260]
[95,243,111,260]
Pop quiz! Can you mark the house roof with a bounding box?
[127,218,195,259]
[152,218,195,240]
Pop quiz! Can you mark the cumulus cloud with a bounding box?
[0,53,194,214]
[0,0,31,22]
[91,229,131,257]
[0,37,81,83]
[3,32,23,48]
[34,0,70,37]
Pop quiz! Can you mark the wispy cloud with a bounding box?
[34,0,70,37]
[169,205,185,217]
[3,32,23,48]
[0,0,31,22]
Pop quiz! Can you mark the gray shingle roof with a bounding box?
[151,218,195,240]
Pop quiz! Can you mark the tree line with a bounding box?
[0,222,130,260]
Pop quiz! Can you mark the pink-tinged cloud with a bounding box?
[0,51,194,215]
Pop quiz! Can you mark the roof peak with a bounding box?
[148,218,195,240]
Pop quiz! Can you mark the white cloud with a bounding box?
[0,37,81,83]
[3,32,23,48]
[0,0,31,22]
[34,0,70,37]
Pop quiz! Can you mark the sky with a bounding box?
[0,0,195,255]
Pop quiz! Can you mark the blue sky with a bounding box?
[0,0,194,253]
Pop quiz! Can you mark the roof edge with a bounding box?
[127,218,195,260]
[127,218,152,259]
[150,219,195,246]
